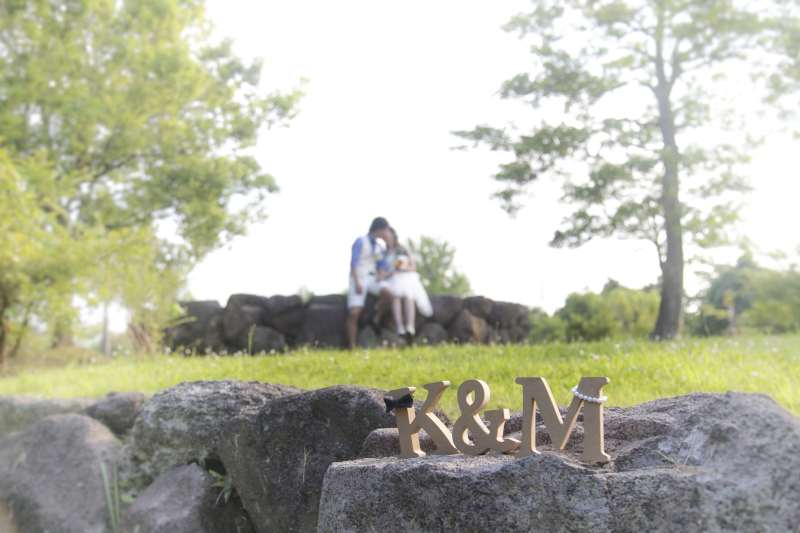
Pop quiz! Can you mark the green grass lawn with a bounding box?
[2,335,798,417]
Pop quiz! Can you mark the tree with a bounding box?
[407,236,472,297]
[454,0,797,339]
[0,0,303,349]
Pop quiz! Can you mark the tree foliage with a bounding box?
[407,236,472,297]
[0,0,304,360]
[454,0,798,339]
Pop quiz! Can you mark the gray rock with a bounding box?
[308,294,346,306]
[235,325,286,354]
[429,295,463,326]
[85,391,146,435]
[130,380,302,480]
[318,392,800,533]
[487,301,529,330]
[223,304,264,341]
[0,414,122,533]
[463,296,494,320]
[166,301,225,352]
[448,308,488,343]
[0,396,94,439]
[265,305,306,336]
[263,294,303,319]
[295,303,347,348]
[118,464,254,533]
[218,385,407,533]
[416,322,448,345]
[356,327,407,349]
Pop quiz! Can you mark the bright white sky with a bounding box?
[111,0,799,329]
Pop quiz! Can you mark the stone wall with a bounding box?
[165,293,531,353]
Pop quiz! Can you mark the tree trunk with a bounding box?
[651,9,684,340]
[0,311,8,374]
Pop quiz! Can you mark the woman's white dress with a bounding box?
[385,248,433,317]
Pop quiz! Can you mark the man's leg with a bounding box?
[346,307,362,349]
[374,286,394,328]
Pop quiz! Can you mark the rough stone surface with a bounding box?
[85,391,146,435]
[263,294,304,319]
[447,308,488,343]
[463,296,494,320]
[265,305,306,336]
[429,295,463,326]
[318,392,800,533]
[0,414,122,533]
[356,327,407,349]
[416,322,448,345]
[308,294,347,306]
[234,325,286,353]
[218,386,419,533]
[295,303,347,348]
[0,395,94,439]
[223,304,264,341]
[361,427,452,458]
[131,380,302,480]
[167,300,225,351]
[118,464,254,533]
[487,301,529,330]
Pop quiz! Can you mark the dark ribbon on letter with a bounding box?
[384,393,414,413]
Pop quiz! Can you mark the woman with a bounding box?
[384,227,433,340]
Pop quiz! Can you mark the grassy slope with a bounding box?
[1,335,798,417]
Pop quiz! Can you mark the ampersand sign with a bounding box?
[453,379,520,455]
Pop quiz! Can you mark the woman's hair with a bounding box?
[389,227,398,240]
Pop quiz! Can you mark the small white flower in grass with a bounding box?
[125,350,130,356]
[269,349,276,355]
[277,361,282,366]
[677,364,681,368]
[329,357,335,363]
[590,353,600,361]
[164,347,172,354]
[498,349,504,354]
[614,344,620,350]
[624,353,630,357]
[167,358,174,364]
[705,370,708,375]
[185,349,191,355]
[301,367,307,372]
[681,376,686,381]
[364,355,370,360]
[751,372,758,377]
[579,350,584,355]
[397,355,402,360]
[211,363,217,368]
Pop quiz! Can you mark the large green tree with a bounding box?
[454,0,797,339]
[0,0,303,352]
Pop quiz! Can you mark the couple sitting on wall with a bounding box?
[346,217,433,349]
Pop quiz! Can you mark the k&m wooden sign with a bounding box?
[387,377,611,463]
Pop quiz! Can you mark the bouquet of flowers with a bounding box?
[395,254,410,272]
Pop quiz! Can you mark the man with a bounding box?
[346,217,395,349]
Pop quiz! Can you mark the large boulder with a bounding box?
[219,385,441,533]
[447,308,488,343]
[356,327,406,349]
[0,414,122,533]
[263,294,303,319]
[130,380,302,480]
[308,294,346,306]
[294,303,348,348]
[318,392,800,532]
[85,391,147,436]
[415,322,448,345]
[118,464,254,533]
[463,296,494,320]
[487,301,529,331]
[0,396,94,439]
[234,325,286,354]
[223,304,264,342]
[166,300,225,352]
[429,295,463,326]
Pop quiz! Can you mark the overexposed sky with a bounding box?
[142,0,799,326]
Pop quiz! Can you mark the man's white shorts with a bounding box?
[347,274,390,308]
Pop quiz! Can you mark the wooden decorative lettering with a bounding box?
[388,376,610,463]
[452,380,520,455]
[388,381,459,459]
[515,376,610,463]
